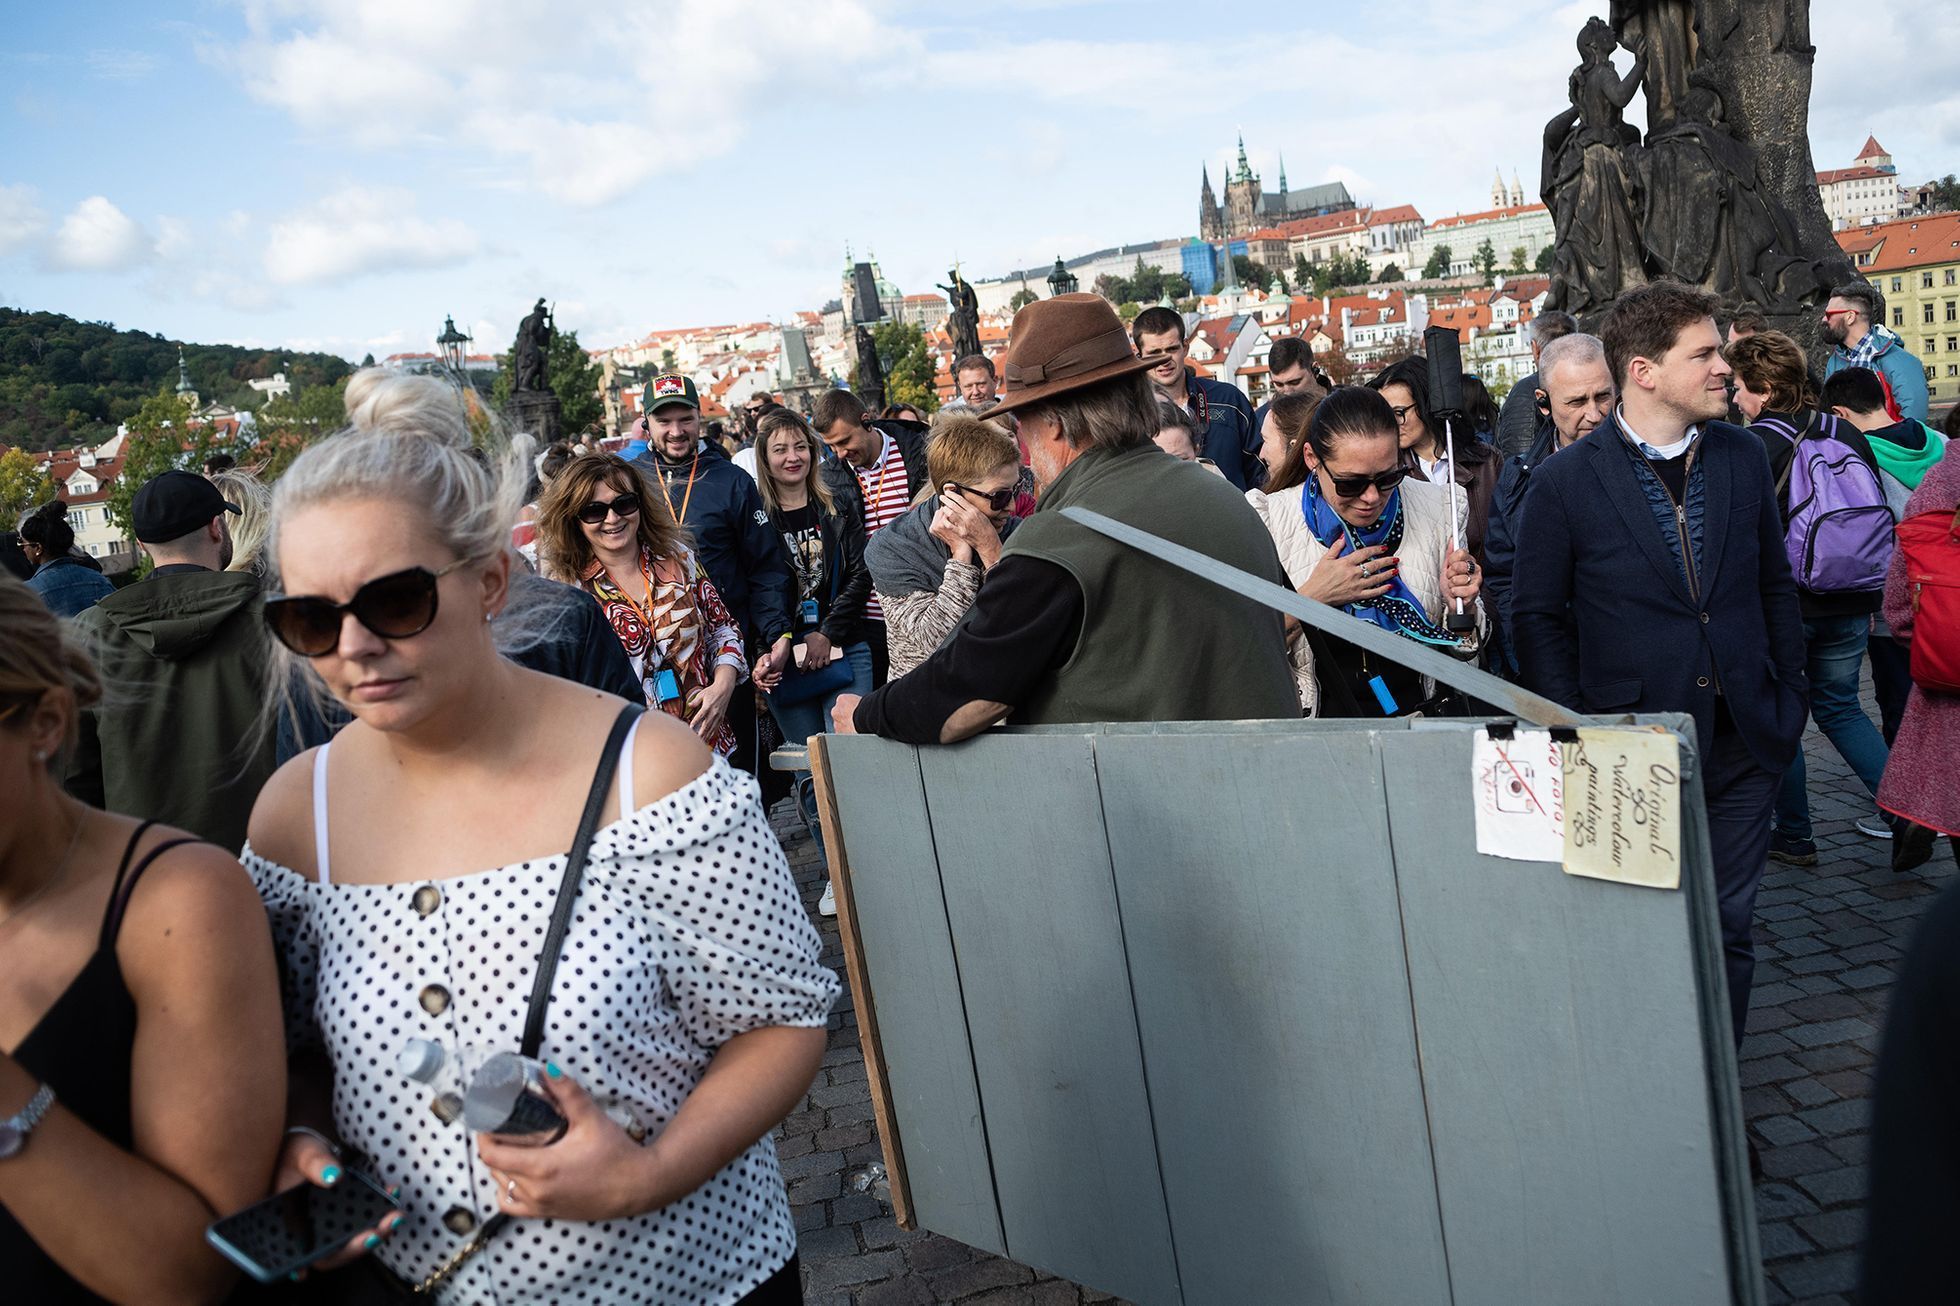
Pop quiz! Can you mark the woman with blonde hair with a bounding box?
[537,453,749,754]
[208,467,272,580]
[0,575,285,1301]
[864,416,1024,678]
[244,369,833,1300]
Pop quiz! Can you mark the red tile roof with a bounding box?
[1429,203,1548,229]
[1817,165,1893,186]
[1367,204,1424,226]
[1835,212,1960,273]
[1857,135,1887,161]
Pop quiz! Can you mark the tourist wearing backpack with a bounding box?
[1730,333,1898,865]
[1875,451,1960,872]
[1821,365,1950,744]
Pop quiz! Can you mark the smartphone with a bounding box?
[206,1171,401,1283]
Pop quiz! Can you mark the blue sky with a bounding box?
[3,1,1955,361]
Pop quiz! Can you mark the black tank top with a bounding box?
[2,821,199,1303]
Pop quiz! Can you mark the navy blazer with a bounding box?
[1511,415,1808,773]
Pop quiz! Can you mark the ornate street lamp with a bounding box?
[436,314,472,378]
[1047,257,1078,297]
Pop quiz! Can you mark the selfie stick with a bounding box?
[1422,326,1477,634]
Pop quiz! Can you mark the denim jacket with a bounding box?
[27,555,114,617]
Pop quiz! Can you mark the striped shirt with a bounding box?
[854,434,911,622]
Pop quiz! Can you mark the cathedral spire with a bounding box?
[1278,150,1288,197]
[175,347,193,396]
[1235,133,1253,183]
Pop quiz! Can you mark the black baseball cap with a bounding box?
[132,470,240,543]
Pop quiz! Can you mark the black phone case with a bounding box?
[207,1171,401,1283]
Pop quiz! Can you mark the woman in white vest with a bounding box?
[1248,386,1485,716]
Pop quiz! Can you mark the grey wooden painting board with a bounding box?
[823,740,1006,1255]
[1379,728,1754,1306]
[1098,730,1454,1305]
[917,737,1182,1305]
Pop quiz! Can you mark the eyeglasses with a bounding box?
[1323,466,1409,499]
[947,483,1016,512]
[576,492,641,525]
[263,563,464,657]
[1386,404,1418,425]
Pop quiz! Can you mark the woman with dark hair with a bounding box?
[1461,373,1500,441]
[1248,386,1484,715]
[1255,389,1325,493]
[1368,358,1500,563]
[537,453,748,755]
[19,502,113,617]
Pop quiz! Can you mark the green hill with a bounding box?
[0,307,354,451]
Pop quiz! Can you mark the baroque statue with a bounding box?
[513,298,553,394]
[939,268,984,363]
[1543,0,1850,339]
[853,324,887,413]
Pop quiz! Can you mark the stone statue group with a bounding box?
[1543,0,1850,324]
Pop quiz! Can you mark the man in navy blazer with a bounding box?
[1513,281,1808,1047]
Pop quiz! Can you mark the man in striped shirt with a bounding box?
[814,389,929,685]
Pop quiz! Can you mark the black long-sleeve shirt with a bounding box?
[853,555,1084,744]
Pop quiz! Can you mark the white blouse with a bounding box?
[244,751,838,1305]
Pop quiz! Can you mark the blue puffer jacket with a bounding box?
[28,555,114,616]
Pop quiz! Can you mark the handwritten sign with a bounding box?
[1560,728,1683,890]
[1472,729,1565,862]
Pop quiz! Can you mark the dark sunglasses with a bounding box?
[263,563,463,657]
[947,482,1016,512]
[1323,466,1409,499]
[577,492,641,525]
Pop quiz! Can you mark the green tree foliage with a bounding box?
[1535,245,1557,273]
[107,391,239,540]
[1377,262,1404,284]
[1474,239,1499,284]
[253,377,351,483]
[0,307,352,452]
[659,347,677,372]
[1928,174,1960,213]
[870,321,940,413]
[0,447,52,521]
[1294,253,1315,291]
[1095,260,1193,306]
[1232,255,1275,293]
[1423,244,1454,279]
[1310,251,1373,295]
[1508,246,1530,274]
[490,327,605,436]
[1009,289,1040,311]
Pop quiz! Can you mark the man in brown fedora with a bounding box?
[834,293,1298,743]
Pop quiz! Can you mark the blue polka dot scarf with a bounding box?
[1301,476,1459,647]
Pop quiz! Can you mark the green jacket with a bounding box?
[68,569,275,852]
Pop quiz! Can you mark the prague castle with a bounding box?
[1200,136,1355,242]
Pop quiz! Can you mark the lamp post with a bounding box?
[1047,257,1078,297]
[436,314,472,382]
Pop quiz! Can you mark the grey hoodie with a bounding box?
[69,569,274,852]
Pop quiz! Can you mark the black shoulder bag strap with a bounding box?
[416,702,645,1296]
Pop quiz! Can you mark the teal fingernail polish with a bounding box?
[545,1061,562,1078]
[321,1165,341,1185]
[364,1234,380,1250]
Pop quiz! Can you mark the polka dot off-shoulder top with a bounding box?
[243,747,839,1305]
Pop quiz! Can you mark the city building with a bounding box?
[1837,211,1960,404]
[898,293,950,331]
[1200,136,1355,241]
[1403,204,1555,278]
[1818,137,1905,231]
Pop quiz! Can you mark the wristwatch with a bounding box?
[0,1083,55,1160]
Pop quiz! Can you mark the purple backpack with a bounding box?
[1759,413,1894,594]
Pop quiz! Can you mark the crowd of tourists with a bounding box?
[3,275,1958,1302]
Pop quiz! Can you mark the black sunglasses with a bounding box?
[264,563,464,657]
[947,482,1016,512]
[577,492,641,525]
[1323,466,1409,499]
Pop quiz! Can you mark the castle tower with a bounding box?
[1224,137,1262,239]
[1510,170,1525,208]
[1491,167,1507,209]
[175,347,198,410]
[1200,163,1222,242]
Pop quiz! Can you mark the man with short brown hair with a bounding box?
[1132,305,1260,489]
[947,353,998,411]
[1513,280,1807,1046]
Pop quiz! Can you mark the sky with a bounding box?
[3,1,1957,362]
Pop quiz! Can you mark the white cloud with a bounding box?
[0,183,46,255]
[209,0,897,205]
[262,186,478,285]
[47,196,153,271]
[87,49,160,80]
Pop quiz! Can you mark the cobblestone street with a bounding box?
[773,703,1954,1304]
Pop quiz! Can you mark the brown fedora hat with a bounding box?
[982,293,1161,421]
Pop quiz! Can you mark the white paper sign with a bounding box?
[1560,727,1683,890]
[1472,729,1565,862]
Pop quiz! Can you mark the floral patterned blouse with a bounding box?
[580,546,746,755]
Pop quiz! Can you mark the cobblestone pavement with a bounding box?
[771,704,1954,1305]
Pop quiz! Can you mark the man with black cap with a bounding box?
[835,294,1299,743]
[630,373,796,774]
[67,469,275,851]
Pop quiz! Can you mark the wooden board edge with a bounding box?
[810,734,917,1230]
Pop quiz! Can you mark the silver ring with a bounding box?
[506,1177,518,1201]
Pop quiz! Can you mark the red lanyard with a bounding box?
[859,439,895,520]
